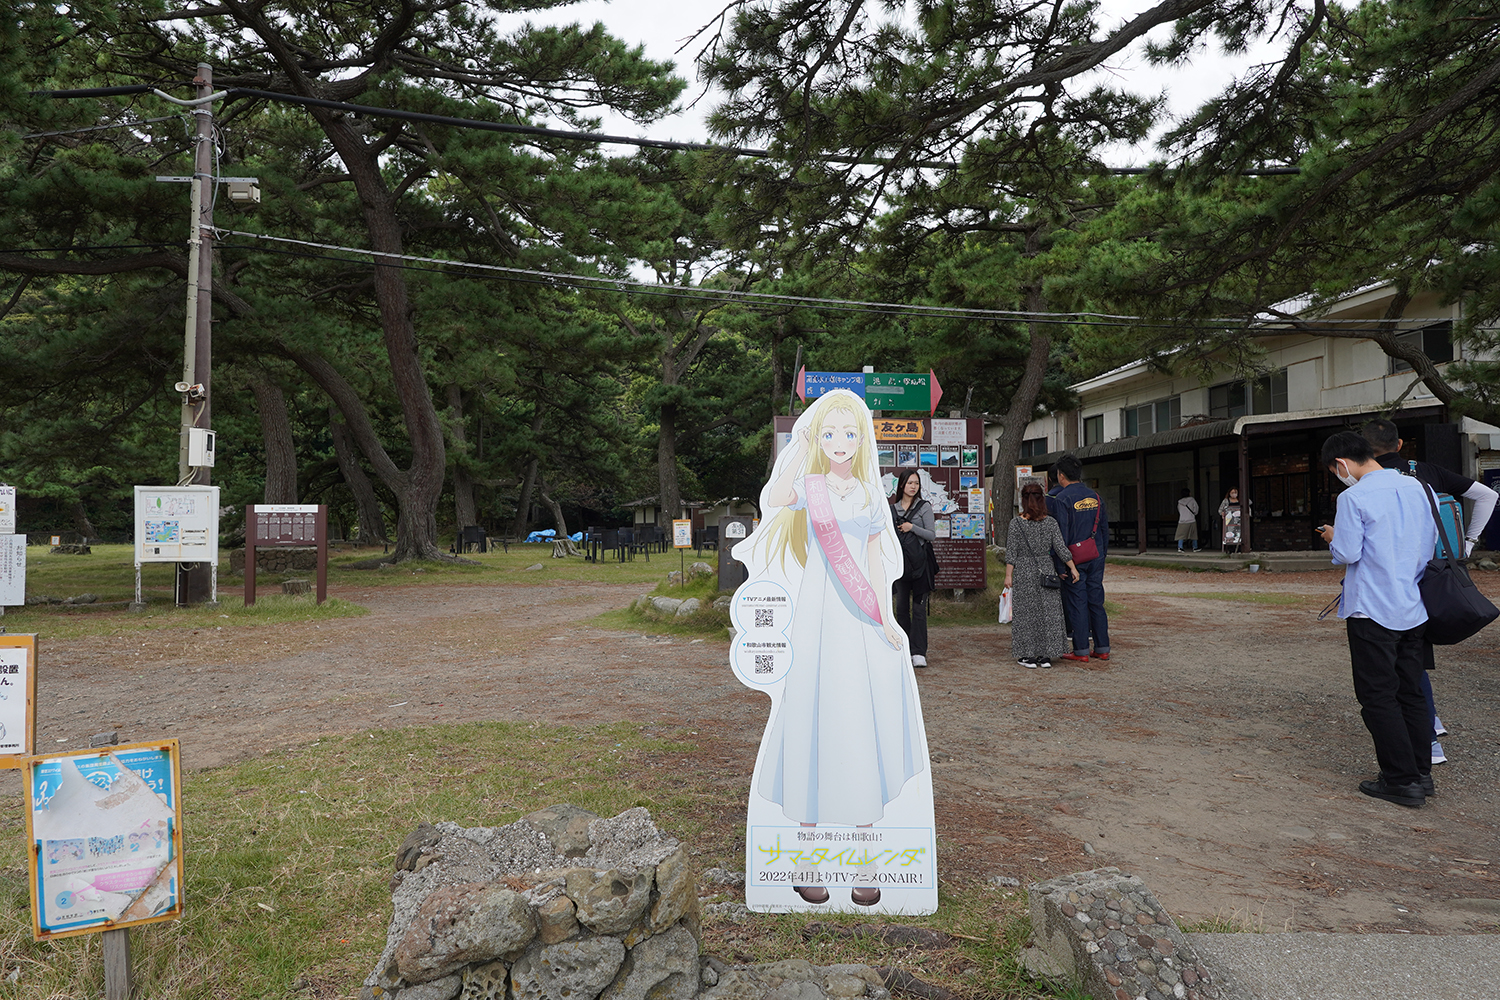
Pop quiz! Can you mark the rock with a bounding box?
[1027,869,1231,1000]
[50,543,91,555]
[649,847,697,932]
[566,868,654,935]
[282,579,311,595]
[599,923,698,1000]
[689,562,714,577]
[674,598,701,617]
[393,973,463,1000]
[395,823,442,872]
[633,594,653,611]
[524,804,598,858]
[990,875,1021,888]
[510,936,626,1000]
[24,595,54,605]
[536,894,580,944]
[667,571,683,585]
[701,902,751,923]
[649,596,683,614]
[523,563,544,572]
[701,867,745,887]
[64,593,98,605]
[1479,558,1498,571]
[711,595,732,610]
[229,545,317,575]
[394,884,536,983]
[700,960,887,1000]
[459,961,508,1000]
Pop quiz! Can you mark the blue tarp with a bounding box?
[524,529,556,543]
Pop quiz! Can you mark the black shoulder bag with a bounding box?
[1418,482,1499,645]
[893,499,934,586]
[1018,521,1062,589]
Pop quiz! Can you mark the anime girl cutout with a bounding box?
[731,389,936,913]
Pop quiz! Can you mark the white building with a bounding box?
[999,282,1500,551]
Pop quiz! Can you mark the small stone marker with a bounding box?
[1025,867,1253,1000]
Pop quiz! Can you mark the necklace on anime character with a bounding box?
[824,475,859,498]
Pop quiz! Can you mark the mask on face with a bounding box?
[1335,460,1359,488]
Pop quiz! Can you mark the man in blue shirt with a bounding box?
[1315,432,1437,807]
[1046,454,1110,662]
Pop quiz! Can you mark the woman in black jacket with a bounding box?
[891,469,936,666]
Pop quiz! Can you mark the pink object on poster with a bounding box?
[803,475,882,624]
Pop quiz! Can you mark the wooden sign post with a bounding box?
[245,504,328,606]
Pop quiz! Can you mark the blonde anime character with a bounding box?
[739,390,929,907]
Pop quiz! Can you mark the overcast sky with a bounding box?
[494,0,1288,164]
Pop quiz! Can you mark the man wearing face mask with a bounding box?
[1315,432,1437,808]
[1361,418,1498,768]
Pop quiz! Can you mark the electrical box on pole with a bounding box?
[187,428,215,467]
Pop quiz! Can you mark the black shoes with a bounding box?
[1420,773,1435,797]
[1359,777,1425,808]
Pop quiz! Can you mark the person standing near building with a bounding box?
[1315,431,1437,807]
[1047,454,1110,662]
[1175,488,1200,552]
[1360,418,1498,766]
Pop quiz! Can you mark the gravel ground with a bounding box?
[15,563,1500,935]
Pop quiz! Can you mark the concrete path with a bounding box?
[1188,932,1500,1000]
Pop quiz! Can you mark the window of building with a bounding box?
[1209,369,1288,419]
[1082,414,1104,446]
[1019,437,1049,458]
[1389,321,1454,374]
[1123,396,1182,437]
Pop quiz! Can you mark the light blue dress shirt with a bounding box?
[1330,468,1437,630]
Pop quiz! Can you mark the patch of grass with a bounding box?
[1166,592,1308,606]
[1,595,367,641]
[592,601,734,639]
[1105,557,1231,573]
[1179,907,1278,934]
[0,721,1077,999]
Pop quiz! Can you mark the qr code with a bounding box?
[754,654,775,674]
[754,608,775,628]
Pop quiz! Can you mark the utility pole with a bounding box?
[176,63,215,606]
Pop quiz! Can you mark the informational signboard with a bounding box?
[245,505,327,606]
[0,635,37,768]
[133,487,220,564]
[0,485,15,534]
[731,389,937,914]
[717,516,754,592]
[672,519,693,549]
[793,369,945,414]
[877,418,988,589]
[0,533,24,607]
[26,740,183,940]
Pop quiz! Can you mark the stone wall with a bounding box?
[228,546,318,576]
[363,806,703,1000]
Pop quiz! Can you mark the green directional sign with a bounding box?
[864,371,942,412]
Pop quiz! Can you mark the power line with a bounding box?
[20,115,184,139]
[208,228,1437,334]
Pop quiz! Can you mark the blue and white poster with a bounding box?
[26,741,183,939]
[731,389,938,914]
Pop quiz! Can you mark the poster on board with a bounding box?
[26,740,183,940]
[730,389,937,914]
[0,534,24,607]
[0,635,36,767]
[0,484,15,534]
[134,486,220,564]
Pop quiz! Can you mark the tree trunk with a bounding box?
[658,397,680,526]
[991,283,1053,518]
[71,500,97,542]
[446,383,478,530]
[538,477,579,554]
[249,373,298,504]
[329,405,388,544]
[511,403,545,539]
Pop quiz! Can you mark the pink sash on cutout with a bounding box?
[804,474,883,624]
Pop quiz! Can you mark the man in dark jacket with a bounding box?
[1046,454,1111,662]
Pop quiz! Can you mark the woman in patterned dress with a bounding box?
[1004,483,1078,668]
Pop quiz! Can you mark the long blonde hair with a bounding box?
[757,392,881,570]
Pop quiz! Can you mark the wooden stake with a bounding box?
[103,928,132,1000]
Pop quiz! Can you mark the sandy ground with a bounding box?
[23,564,1500,935]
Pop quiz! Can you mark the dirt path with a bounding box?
[27,567,1500,935]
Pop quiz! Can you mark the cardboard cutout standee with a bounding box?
[731,390,937,914]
